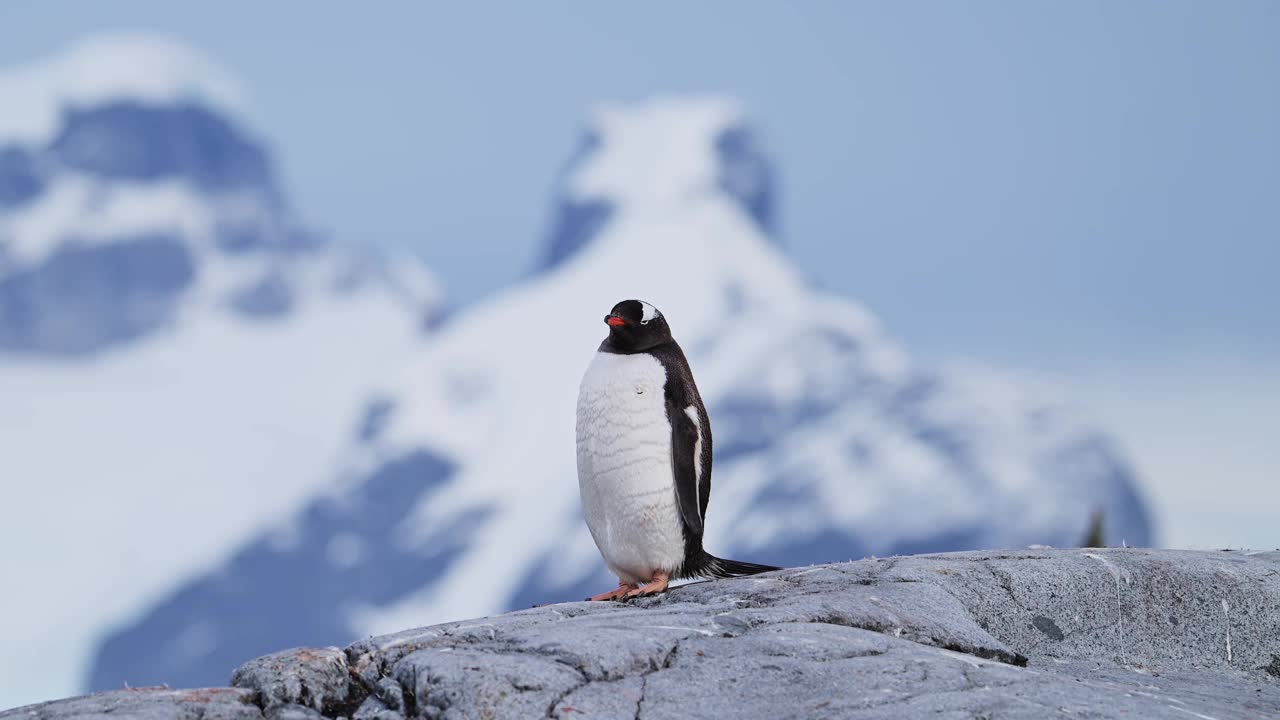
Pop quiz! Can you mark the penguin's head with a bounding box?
[603,299,672,352]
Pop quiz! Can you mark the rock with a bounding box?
[230,647,361,716]
[264,705,327,720]
[6,549,1279,719]
[0,688,260,720]
[351,695,403,720]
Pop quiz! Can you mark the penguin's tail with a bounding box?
[698,553,781,579]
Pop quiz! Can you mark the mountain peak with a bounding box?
[0,33,243,146]
[540,96,775,270]
[0,37,442,356]
[572,96,743,207]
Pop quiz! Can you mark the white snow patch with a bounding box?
[0,32,244,145]
[569,96,743,210]
[1,176,217,266]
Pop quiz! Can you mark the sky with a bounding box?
[1,3,1276,543]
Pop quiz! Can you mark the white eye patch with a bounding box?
[639,301,661,324]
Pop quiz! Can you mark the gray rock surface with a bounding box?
[229,647,360,716]
[0,688,261,720]
[6,549,1279,719]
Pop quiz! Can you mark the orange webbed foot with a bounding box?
[586,582,638,602]
[622,572,670,600]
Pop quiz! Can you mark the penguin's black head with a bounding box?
[602,299,672,353]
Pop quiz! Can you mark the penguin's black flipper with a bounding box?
[668,396,703,537]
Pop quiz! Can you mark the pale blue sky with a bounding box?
[3,1,1277,372]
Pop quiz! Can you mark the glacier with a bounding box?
[80,95,1152,693]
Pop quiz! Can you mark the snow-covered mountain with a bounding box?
[87,97,1154,692]
[0,35,442,708]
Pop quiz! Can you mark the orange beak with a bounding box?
[606,316,627,327]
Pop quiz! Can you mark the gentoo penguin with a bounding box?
[576,299,779,600]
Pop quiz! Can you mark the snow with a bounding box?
[0,32,243,146]
[0,222,441,705]
[1,176,216,266]
[374,251,446,311]
[570,97,744,209]
[0,281,428,707]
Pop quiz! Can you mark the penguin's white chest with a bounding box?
[576,351,685,583]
